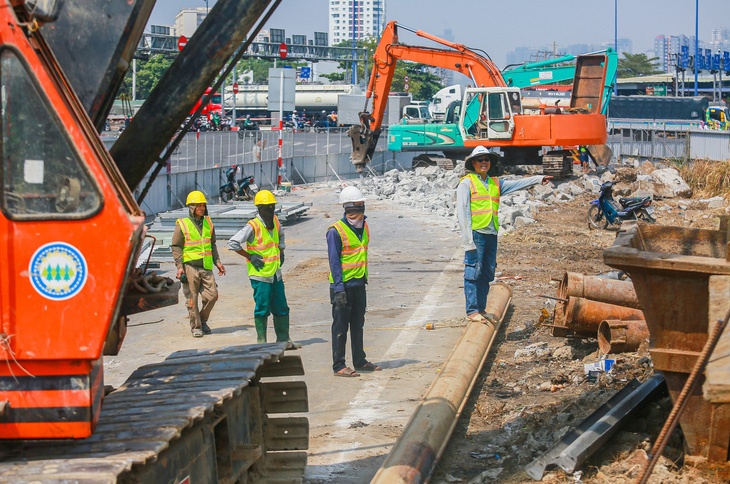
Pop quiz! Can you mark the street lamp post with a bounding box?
[694,0,698,96]
[614,0,618,95]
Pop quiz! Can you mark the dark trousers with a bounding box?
[464,231,498,315]
[330,285,367,372]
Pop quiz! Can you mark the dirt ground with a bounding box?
[430,190,730,484]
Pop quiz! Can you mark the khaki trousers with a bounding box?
[182,265,218,330]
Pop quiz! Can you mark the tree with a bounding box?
[617,53,664,78]
[333,38,444,101]
[118,54,173,100]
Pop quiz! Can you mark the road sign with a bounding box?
[177,36,187,51]
[404,75,410,82]
[279,43,288,59]
[404,82,410,92]
[300,66,311,79]
[232,83,239,94]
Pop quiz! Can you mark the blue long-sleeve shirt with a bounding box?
[327,215,368,293]
[457,174,546,251]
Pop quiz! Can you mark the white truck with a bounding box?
[428,84,462,120]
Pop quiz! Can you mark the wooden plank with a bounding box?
[703,275,730,402]
[167,344,285,360]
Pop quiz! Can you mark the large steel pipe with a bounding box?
[597,319,649,354]
[557,272,640,309]
[552,297,644,338]
[371,284,513,484]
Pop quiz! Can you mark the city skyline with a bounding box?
[148,0,730,69]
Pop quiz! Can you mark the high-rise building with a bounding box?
[175,7,208,39]
[654,35,669,72]
[329,0,386,46]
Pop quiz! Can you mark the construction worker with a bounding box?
[456,146,552,322]
[171,191,226,337]
[228,190,298,346]
[327,186,381,377]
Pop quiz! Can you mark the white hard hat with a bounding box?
[339,186,366,204]
[465,145,499,171]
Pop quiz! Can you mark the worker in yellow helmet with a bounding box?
[171,191,226,338]
[228,189,299,347]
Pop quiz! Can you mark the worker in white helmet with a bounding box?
[326,185,381,377]
[457,146,552,323]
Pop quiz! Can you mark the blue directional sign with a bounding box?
[705,49,712,70]
[300,66,311,79]
[713,53,721,70]
[724,51,730,72]
[681,45,689,68]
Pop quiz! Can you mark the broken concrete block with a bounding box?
[651,168,692,198]
[513,216,535,229]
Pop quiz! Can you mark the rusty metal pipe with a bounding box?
[554,297,645,339]
[558,272,640,309]
[370,284,513,484]
[597,319,649,354]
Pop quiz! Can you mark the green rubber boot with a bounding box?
[273,314,290,343]
[254,317,268,343]
[273,314,301,348]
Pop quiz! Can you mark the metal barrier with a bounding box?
[607,121,730,162]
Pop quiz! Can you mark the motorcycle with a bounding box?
[313,118,329,133]
[237,120,260,139]
[284,119,310,133]
[587,181,656,229]
[220,166,257,202]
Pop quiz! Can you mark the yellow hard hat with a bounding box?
[186,190,207,205]
[254,189,277,206]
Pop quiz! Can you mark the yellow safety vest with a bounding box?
[246,216,281,278]
[177,216,214,270]
[462,172,500,230]
[328,220,369,283]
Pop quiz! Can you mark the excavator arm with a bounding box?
[349,21,506,170]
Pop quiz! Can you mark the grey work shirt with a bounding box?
[171,215,221,269]
[456,173,546,251]
[227,215,286,283]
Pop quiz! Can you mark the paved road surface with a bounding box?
[106,183,466,483]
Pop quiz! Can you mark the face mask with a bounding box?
[258,205,276,227]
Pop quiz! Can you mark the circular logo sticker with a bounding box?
[29,242,88,301]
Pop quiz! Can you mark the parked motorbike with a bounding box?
[587,181,656,229]
[220,166,257,202]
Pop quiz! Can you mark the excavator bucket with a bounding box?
[348,124,381,172]
[587,144,613,166]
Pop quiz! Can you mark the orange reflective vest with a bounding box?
[462,172,500,230]
[328,220,369,283]
[177,216,214,270]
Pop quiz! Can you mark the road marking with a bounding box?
[312,249,463,471]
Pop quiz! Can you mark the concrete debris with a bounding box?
[514,342,550,360]
[638,161,656,175]
[552,345,577,360]
[650,167,692,198]
[466,467,503,483]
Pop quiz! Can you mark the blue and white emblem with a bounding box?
[29,242,88,300]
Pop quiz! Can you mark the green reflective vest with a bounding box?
[246,216,281,278]
[328,220,369,283]
[462,173,500,230]
[177,216,214,270]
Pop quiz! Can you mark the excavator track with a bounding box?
[0,343,308,484]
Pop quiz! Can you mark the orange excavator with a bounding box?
[0,1,307,482]
[349,21,611,175]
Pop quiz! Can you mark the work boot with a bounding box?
[201,322,212,334]
[254,316,268,343]
[273,314,301,348]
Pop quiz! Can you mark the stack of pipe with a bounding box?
[550,272,649,353]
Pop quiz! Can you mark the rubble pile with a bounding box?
[351,160,717,235]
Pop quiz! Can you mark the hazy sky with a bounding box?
[148,0,730,68]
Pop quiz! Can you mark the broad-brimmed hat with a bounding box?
[465,145,499,171]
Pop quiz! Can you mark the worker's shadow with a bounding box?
[292,337,328,347]
[377,358,419,370]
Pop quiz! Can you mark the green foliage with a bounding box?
[320,72,345,82]
[617,52,664,78]
[118,54,173,99]
[333,38,444,100]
